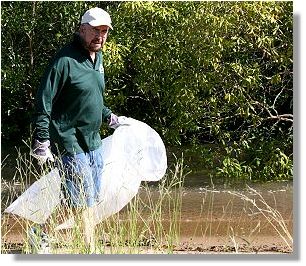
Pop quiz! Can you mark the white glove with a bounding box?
[108,113,120,129]
[30,139,54,165]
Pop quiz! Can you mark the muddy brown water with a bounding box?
[139,180,293,237]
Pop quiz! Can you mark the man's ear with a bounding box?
[79,24,86,34]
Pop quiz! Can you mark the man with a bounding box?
[31,7,119,253]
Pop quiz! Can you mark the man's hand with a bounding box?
[30,139,54,166]
[108,113,120,129]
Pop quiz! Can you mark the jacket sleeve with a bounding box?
[99,52,112,122]
[33,58,68,141]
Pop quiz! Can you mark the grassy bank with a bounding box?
[1,148,293,254]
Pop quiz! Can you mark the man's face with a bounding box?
[79,24,109,53]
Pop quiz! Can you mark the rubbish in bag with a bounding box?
[4,117,167,226]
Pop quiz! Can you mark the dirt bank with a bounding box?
[1,186,293,254]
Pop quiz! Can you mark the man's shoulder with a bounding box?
[51,41,81,67]
[55,41,77,59]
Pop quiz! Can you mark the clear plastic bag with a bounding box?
[4,168,61,224]
[92,117,167,222]
[5,117,167,225]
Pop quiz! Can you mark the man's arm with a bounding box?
[32,58,68,164]
[33,60,67,140]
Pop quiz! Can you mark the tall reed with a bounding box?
[1,149,186,254]
[226,186,293,251]
[1,146,292,254]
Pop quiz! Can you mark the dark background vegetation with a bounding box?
[1,1,293,182]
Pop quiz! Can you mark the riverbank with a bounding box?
[1,218,293,254]
[1,182,293,254]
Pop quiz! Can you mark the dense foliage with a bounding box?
[1,1,293,182]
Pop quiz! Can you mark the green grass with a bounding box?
[1,150,185,254]
[1,148,293,254]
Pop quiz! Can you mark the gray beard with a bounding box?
[77,33,99,53]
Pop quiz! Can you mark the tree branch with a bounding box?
[267,114,293,123]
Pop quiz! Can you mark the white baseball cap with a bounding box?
[81,7,113,29]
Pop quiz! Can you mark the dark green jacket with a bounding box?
[33,34,112,155]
